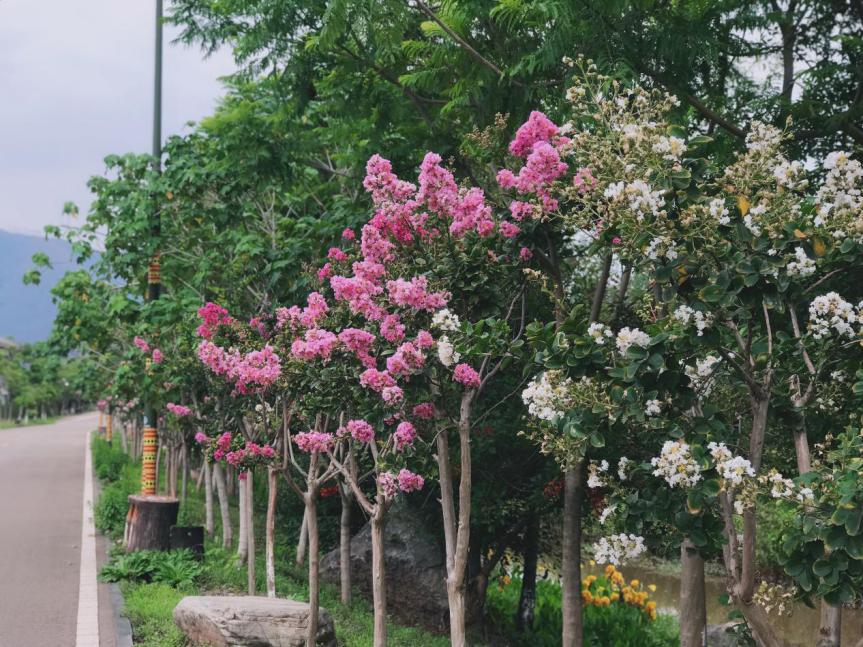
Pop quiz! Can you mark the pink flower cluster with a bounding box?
[412,402,435,420]
[166,403,192,417]
[508,111,561,157]
[97,399,108,412]
[453,363,481,389]
[343,419,375,443]
[152,349,163,364]
[386,341,426,377]
[291,328,339,361]
[293,431,334,454]
[397,468,424,492]
[213,432,233,461]
[380,314,405,342]
[338,328,377,368]
[194,431,209,444]
[133,336,150,352]
[394,421,416,451]
[198,341,282,393]
[197,302,232,339]
[386,276,450,312]
[225,441,276,468]
[276,292,329,331]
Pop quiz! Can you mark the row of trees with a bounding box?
[34,2,863,646]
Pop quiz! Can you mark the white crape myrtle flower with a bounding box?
[815,152,863,226]
[592,533,647,566]
[708,198,731,225]
[652,440,701,488]
[768,471,795,499]
[616,327,651,354]
[745,122,783,152]
[684,355,722,395]
[587,460,609,489]
[744,203,767,237]
[431,308,460,332]
[604,180,665,222]
[645,399,662,416]
[797,487,815,504]
[599,505,616,525]
[436,336,460,367]
[653,135,687,161]
[522,370,571,421]
[672,304,713,336]
[733,498,746,516]
[708,442,755,486]
[587,322,614,345]
[618,456,632,481]
[786,247,816,277]
[772,159,805,189]
[808,292,859,339]
[645,236,678,262]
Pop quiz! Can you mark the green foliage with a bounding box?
[120,582,188,647]
[92,436,139,538]
[91,436,130,482]
[101,550,202,589]
[486,575,678,647]
[756,499,797,574]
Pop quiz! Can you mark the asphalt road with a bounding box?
[0,413,104,647]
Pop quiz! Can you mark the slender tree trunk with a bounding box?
[516,515,540,632]
[817,603,841,647]
[227,465,236,497]
[155,442,162,494]
[119,422,128,453]
[213,462,232,548]
[204,460,215,539]
[296,508,309,566]
[680,538,707,647]
[180,442,188,503]
[306,495,320,647]
[246,471,256,595]
[339,488,353,604]
[266,466,277,598]
[237,477,248,564]
[371,512,387,647]
[562,462,584,647]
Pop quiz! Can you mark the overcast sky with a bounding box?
[0,0,235,236]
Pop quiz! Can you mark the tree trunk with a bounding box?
[296,508,309,567]
[266,466,277,598]
[180,442,189,503]
[680,538,707,647]
[124,495,179,552]
[339,488,353,604]
[246,471,256,595]
[306,495,320,647]
[155,442,162,494]
[213,462,232,548]
[204,460,215,539]
[237,476,248,564]
[371,513,387,647]
[562,462,584,647]
[817,603,842,647]
[516,515,540,632]
[119,421,128,453]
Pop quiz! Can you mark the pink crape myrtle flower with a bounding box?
[397,468,424,493]
[345,419,375,443]
[412,402,435,420]
[194,432,209,444]
[499,221,521,238]
[509,111,560,157]
[166,403,192,417]
[327,247,348,262]
[151,348,163,364]
[133,336,150,353]
[394,421,417,451]
[294,431,334,454]
[378,472,398,498]
[386,276,449,312]
[453,363,481,389]
[342,228,356,241]
[415,330,434,349]
[359,368,396,393]
[381,385,404,405]
[509,200,533,221]
[291,328,339,361]
[519,247,533,262]
[317,263,333,281]
[197,302,232,339]
[386,341,426,377]
[380,314,406,343]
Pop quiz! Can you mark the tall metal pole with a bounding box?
[141,0,163,497]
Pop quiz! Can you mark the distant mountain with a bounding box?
[0,230,78,343]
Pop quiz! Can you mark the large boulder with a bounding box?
[172,596,337,647]
[320,503,461,632]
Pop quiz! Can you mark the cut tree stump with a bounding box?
[124,494,179,552]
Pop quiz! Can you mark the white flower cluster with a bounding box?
[797,487,815,504]
[745,122,783,153]
[815,152,863,226]
[436,336,461,367]
[651,440,701,488]
[644,399,662,416]
[587,459,609,489]
[587,322,614,345]
[743,203,767,237]
[598,505,616,525]
[708,198,731,225]
[672,305,713,336]
[772,159,805,189]
[786,247,816,277]
[653,135,687,161]
[808,292,860,340]
[592,533,647,566]
[431,308,460,332]
[522,370,571,421]
[684,355,722,395]
[645,236,678,262]
[617,456,632,481]
[604,180,665,222]
[707,442,754,486]
[767,470,794,499]
[616,327,651,354]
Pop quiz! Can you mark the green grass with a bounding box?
[0,417,58,429]
[121,582,190,647]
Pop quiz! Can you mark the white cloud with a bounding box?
[0,0,235,235]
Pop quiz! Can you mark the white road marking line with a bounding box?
[76,430,100,647]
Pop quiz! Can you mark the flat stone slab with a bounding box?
[173,596,336,647]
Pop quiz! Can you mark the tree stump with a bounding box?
[124,494,179,552]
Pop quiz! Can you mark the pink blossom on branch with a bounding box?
[397,468,425,493]
[133,336,150,353]
[412,402,435,420]
[453,363,481,389]
[293,431,335,454]
[194,432,209,444]
[394,421,417,451]
[345,419,375,443]
[166,403,192,417]
[509,110,560,157]
[151,348,163,364]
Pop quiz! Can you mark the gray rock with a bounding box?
[320,503,461,632]
[172,595,336,647]
[706,621,742,647]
